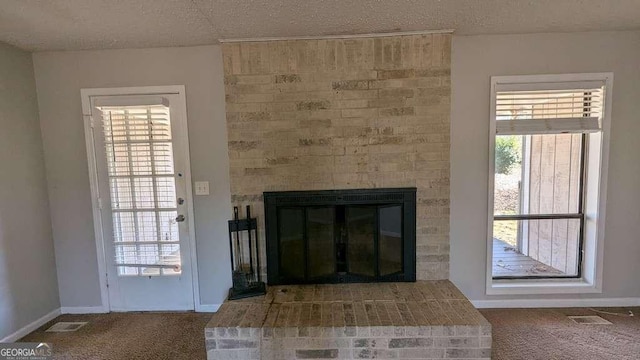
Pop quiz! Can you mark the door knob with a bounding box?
[175,214,185,222]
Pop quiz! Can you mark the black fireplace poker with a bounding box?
[227,205,266,300]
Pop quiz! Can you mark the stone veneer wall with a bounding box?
[222,34,451,279]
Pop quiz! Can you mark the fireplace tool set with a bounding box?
[227,205,266,300]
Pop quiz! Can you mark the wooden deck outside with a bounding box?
[492,238,563,277]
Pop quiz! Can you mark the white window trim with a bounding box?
[486,73,613,295]
[80,85,203,310]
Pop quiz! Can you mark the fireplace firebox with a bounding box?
[264,188,416,285]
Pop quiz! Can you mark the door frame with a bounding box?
[81,85,200,312]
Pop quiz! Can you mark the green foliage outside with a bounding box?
[495,136,522,175]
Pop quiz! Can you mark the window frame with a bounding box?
[486,73,613,295]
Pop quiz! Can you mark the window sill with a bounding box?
[487,278,602,295]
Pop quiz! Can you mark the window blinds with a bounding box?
[495,82,605,135]
[99,103,181,276]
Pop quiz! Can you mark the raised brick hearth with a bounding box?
[205,281,491,359]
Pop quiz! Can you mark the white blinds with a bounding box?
[99,104,181,276]
[495,83,605,135]
[101,105,174,177]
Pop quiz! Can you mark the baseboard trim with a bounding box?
[60,306,108,314]
[196,304,221,313]
[1,308,61,343]
[472,297,640,309]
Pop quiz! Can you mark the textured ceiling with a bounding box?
[1,0,640,51]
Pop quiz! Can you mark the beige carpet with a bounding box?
[19,308,640,359]
[481,307,640,360]
[20,312,211,360]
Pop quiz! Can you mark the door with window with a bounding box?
[84,88,195,311]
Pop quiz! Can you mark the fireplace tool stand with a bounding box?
[227,205,266,300]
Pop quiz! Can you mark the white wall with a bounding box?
[30,32,640,310]
[0,42,59,339]
[450,31,640,301]
[32,46,233,309]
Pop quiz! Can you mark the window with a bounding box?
[488,74,612,292]
[98,101,182,276]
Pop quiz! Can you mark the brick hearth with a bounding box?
[205,281,491,359]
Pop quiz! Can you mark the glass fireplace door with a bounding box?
[346,206,376,277]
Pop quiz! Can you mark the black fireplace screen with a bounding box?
[264,188,416,285]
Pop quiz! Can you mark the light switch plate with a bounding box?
[194,181,210,195]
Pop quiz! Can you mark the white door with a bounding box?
[83,89,195,311]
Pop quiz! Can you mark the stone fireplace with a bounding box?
[264,188,416,285]
[222,33,451,281]
[207,33,490,360]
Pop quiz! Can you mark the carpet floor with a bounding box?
[19,308,640,359]
[20,312,211,360]
[480,307,640,360]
